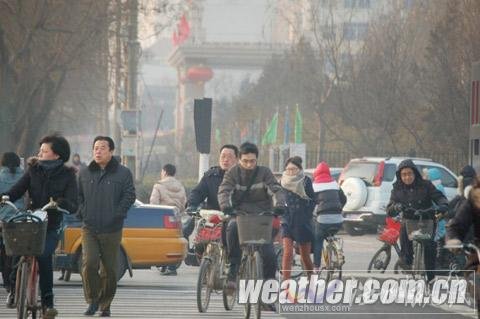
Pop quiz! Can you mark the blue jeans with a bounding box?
[313,223,342,267]
[38,230,60,308]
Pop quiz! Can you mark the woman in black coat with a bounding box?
[386,159,448,282]
[280,156,315,280]
[5,134,78,318]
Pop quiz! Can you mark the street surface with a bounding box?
[0,234,476,318]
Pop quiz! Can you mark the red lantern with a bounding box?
[184,66,213,83]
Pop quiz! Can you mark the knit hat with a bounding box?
[313,162,333,183]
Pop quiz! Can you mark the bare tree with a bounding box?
[0,0,110,155]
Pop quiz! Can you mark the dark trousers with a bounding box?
[226,219,277,280]
[81,228,122,311]
[313,222,342,267]
[0,242,13,292]
[400,224,436,281]
[7,230,59,307]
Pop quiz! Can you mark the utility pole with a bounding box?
[123,0,140,180]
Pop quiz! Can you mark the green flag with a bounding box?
[294,105,303,143]
[261,112,278,145]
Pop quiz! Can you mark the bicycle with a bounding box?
[320,226,345,282]
[1,196,70,319]
[368,216,402,273]
[403,207,436,280]
[191,209,234,313]
[236,211,274,319]
[444,242,480,318]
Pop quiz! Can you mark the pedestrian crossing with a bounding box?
[0,284,283,318]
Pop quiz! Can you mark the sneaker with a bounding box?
[83,303,98,316]
[43,307,58,319]
[161,269,177,276]
[6,292,14,308]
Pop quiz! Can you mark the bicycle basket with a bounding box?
[404,219,434,241]
[2,216,47,256]
[236,214,273,245]
[378,228,400,245]
[193,222,222,245]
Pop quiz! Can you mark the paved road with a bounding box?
[0,234,476,318]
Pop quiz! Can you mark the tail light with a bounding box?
[373,161,385,187]
[163,215,180,229]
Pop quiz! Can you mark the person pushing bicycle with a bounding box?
[386,159,448,283]
[218,142,287,295]
[2,134,78,318]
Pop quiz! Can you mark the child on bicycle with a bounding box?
[311,162,346,273]
[386,159,448,283]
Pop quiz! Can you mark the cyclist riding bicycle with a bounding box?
[446,179,480,272]
[218,142,287,295]
[184,144,239,264]
[1,134,78,318]
[386,159,448,282]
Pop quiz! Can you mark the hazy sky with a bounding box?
[202,0,273,42]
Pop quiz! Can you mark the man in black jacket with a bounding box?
[187,144,239,210]
[386,159,448,282]
[78,136,136,317]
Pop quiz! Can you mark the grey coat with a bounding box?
[78,157,136,233]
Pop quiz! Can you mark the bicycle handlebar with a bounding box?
[228,210,275,217]
[444,243,480,262]
[41,198,71,215]
[413,207,436,217]
[1,196,71,216]
[0,195,20,213]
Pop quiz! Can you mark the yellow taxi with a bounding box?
[54,201,187,281]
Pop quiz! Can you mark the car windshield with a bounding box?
[343,162,378,185]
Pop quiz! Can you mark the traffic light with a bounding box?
[193,98,212,154]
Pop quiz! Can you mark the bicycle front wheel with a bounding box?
[413,242,425,279]
[196,258,213,313]
[222,252,236,311]
[368,245,391,273]
[253,251,263,319]
[16,261,29,319]
[239,256,251,319]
